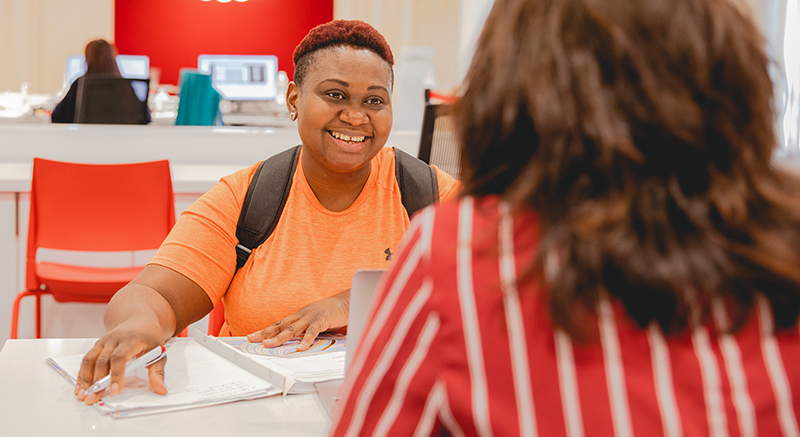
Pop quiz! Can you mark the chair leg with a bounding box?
[10,290,50,339]
[10,292,24,340]
[35,293,42,339]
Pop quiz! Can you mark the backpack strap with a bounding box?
[393,147,439,219]
[235,145,301,272]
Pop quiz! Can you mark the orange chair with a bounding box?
[208,301,225,336]
[10,158,176,339]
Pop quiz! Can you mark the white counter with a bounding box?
[0,123,422,344]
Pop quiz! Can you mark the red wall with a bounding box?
[114,0,333,86]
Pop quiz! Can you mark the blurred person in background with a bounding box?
[52,38,121,123]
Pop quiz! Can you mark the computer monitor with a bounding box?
[63,55,150,88]
[197,55,278,101]
[64,55,87,87]
[116,55,149,79]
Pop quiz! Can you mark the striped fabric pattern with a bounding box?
[330,196,800,437]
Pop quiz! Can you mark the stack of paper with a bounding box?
[46,340,281,419]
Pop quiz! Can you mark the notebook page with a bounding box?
[50,340,280,410]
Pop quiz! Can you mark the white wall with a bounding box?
[742,0,799,153]
[0,0,114,94]
[456,0,494,85]
[335,0,460,88]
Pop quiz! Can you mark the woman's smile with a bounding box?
[327,129,372,153]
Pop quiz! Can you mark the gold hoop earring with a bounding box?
[289,112,297,121]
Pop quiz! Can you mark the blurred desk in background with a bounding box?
[0,91,56,124]
[0,114,50,124]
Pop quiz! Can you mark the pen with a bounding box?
[85,345,167,395]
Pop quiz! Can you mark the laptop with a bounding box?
[314,269,386,424]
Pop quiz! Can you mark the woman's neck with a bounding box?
[301,152,372,212]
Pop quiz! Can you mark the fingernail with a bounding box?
[111,383,119,395]
[77,388,85,398]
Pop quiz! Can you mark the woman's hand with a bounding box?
[74,265,212,405]
[75,315,168,405]
[247,289,350,351]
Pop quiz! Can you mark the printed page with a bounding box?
[50,340,280,412]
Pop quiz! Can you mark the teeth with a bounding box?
[330,131,366,142]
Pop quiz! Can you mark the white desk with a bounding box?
[0,338,328,436]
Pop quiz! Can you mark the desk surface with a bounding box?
[0,338,328,436]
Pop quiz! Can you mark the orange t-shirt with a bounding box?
[150,147,460,336]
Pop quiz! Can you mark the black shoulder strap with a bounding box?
[394,147,439,219]
[235,145,301,271]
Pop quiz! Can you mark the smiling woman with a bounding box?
[290,46,394,210]
[72,19,461,406]
[289,20,395,192]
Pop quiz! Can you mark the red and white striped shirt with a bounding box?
[330,196,800,437]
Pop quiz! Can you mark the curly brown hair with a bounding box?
[292,19,394,87]
[456,0,800,336]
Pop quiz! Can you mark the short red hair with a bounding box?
[293,19,394,67]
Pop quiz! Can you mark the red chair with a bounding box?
[10,158,176,339]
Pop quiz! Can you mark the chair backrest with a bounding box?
[417,103,460,180]
[75,75,151,124]
[175,70,220,126]
[25,158,175,290]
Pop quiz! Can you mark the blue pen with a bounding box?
[85,345,167,395]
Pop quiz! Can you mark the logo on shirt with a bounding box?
[384,247,393,261]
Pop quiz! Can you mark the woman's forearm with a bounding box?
[104,284,177,341]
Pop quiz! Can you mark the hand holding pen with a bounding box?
[85,345,168,395]
[77,341,169,405]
